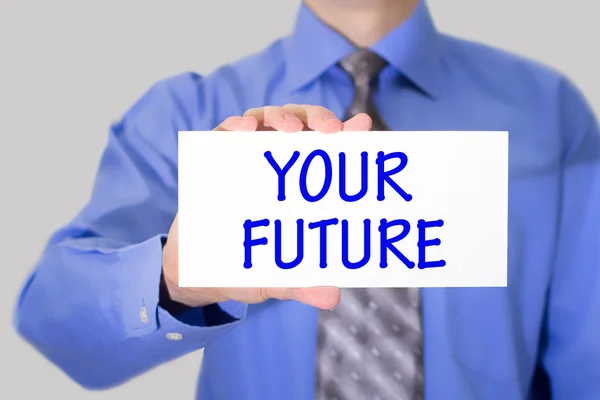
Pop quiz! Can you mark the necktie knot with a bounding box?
[339,49,387,86]
[337,49,390,130]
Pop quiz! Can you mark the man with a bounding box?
[14,0,600,399]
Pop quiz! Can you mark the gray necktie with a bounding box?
[315,50,424,400]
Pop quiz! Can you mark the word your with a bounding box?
[243,150,446,270]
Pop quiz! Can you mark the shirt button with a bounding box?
[166,332,184,341]
[139,306,149,324]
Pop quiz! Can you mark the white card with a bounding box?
[177,131,508,288]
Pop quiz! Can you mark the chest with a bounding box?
[198,82,561,397]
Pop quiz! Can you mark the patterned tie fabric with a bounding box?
[315,50,424,400]
[340,50,390,131]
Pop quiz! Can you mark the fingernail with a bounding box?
[242,116,254,121]
[283,113,299,121]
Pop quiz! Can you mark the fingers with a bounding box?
[342,113,372,131]
[215,106,372,133]
[214,116,259,132]
[262,287,341,310]
[243,105,344,133]
[242,107,303,133]
[282,104,342,133]
[264,106,306,132]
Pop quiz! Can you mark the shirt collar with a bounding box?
[283,0,444,99]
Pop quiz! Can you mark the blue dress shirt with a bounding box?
[14,2,600,399]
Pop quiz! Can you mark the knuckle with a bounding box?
[243,108,260,116]
[259,288,270,302]
[223,115,239,123]
[319,106,336,116]
[262,105,280,116]
[307,104,333,116]
[215,116,236,129]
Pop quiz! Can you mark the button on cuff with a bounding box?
[166,332,184,341]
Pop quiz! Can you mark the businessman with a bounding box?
[14,0,600,399]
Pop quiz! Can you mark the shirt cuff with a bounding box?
[118,234,248,342]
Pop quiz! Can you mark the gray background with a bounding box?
[0,0,598,398]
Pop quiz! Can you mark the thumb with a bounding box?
[265,287,340,310]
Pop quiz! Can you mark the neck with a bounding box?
[303,0,420,48]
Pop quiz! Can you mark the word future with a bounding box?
[243,150,446,270]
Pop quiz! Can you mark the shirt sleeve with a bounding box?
[542,79,600,399]
[13,73,248,390]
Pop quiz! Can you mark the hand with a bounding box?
[162,105,373,310]
[214,104,372,133]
